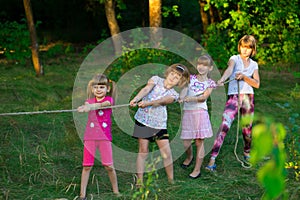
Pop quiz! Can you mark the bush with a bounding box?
[0,19,31,64]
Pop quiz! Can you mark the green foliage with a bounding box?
[0,19,31,64]
[204,0,300,68]
[202,24,232,68]
[132,156,161,200]
[249,116,288,200]
[45,44,65,57]
[162,5,180,18]
[290,83,300,99]
[276,101,300,182]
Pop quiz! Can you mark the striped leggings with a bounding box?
[211,94,255,158]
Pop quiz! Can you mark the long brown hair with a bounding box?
[87,74,116,99]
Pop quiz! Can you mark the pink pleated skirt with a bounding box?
[180,109,213,139]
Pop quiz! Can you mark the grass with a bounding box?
[0,53,299,200]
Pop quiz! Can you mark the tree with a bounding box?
[198,0,209,34]
[103,0,123,54]
[23,0,43,76]
[202,0,300,67]
[149,0,162,47]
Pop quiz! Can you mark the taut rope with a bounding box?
[0,103,130,116]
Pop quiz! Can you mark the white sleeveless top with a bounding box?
[228,55,258,95]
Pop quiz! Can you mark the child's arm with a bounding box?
[183,88,213,103]
[217,59,235,85]
[138,95,175,108]
[236,69,260,88]
[178,87,188,103]
[77,100,111,112]
[130,78,155,106]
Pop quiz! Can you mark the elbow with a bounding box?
[254,82,260,89]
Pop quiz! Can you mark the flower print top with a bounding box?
[227,55,258,95]
[134,76,179,129]
[183,74,216,111]
[83,96,114,141]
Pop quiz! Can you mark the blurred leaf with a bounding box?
[258,161,285,199]
[251,124,273,164]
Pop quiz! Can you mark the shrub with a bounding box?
[0,19,31,64]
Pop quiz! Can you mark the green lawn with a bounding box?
[0,54,299,200]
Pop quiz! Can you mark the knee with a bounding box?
[138,147,149,158]
[183,141,191,149]
[161,149,172,161]
[83,166,92,172]
[104,165,114,172]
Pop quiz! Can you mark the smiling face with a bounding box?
[196,55,213,78]
[196,63,212,76]
[91,84,109,100]
[87,74,111,99]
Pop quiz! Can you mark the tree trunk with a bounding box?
[149,0,162,47]
[198,0,209,34]
[23,0,43,76]
[104,0,123,55]
[209,5,215,23]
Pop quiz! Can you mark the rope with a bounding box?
[223,78,236,84]
[233,80,252,169]
[0,103,130,116]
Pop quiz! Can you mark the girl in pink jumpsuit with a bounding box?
[77,74,119,199]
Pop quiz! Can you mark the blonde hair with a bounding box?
[164,63,190,88]
[238,35,257,57]
[87,74,116,99]
[197,55,214,78]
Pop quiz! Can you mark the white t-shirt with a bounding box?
[228,55,258,95]
[183,75,216,111]
[134,76,179,129]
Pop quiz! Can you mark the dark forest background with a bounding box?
[1,0,299,70]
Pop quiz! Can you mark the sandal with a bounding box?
[205,164,217,171]
[244,155,250,162]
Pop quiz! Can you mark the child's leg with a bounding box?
[182,139,193,165]
[190,139,204,177]
[208,95,239,165]
[156,139,173,183]
[240,94,255,156]
[104,165,119,194]
[80,166,92,198]
[80,141,96,198]
[98,140,119,194]
[136,138,149,185]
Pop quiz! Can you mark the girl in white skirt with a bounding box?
[179,55,216,179]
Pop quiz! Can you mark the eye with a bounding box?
[93,85,106,90]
